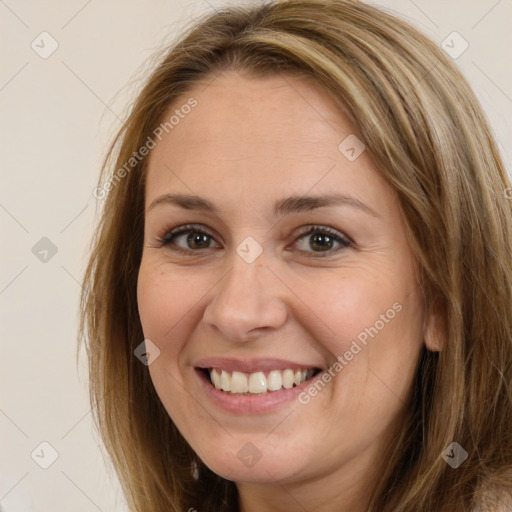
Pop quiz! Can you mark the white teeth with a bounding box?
[208,367,316,394]
[211,368,221,389]
[267,370,282,391]
[282,369,294,389]
[231,371,249,393]
[248,372,266,393]
[220,370,230,391]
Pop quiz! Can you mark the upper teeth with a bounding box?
[209,368,315,394]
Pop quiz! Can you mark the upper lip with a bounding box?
[194,357,324,373]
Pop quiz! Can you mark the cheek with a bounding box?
[136,262,197,347]
[308,266,424,407]
[305,269,410,358]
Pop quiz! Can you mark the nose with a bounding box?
[202,254,288,343]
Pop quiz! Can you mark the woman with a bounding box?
[79,0,512,510]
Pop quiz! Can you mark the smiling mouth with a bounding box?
[200,367,322,395]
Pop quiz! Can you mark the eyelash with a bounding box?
[154,223,353,258]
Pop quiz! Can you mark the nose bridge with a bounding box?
[224,254,265,303]
[203,247,287,341]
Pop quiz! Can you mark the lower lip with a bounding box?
[195,369,320,414]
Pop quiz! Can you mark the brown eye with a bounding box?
[293,226,351,257]
[157,223,351,257]
[160,225,220,252]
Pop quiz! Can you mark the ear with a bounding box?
[423,312,446,352]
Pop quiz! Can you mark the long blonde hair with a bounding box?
[79,1,512,510]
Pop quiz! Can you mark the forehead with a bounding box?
[144,70,389,213]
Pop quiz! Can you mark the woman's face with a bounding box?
[137,71,426,497]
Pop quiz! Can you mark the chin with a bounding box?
[202,449,304,484]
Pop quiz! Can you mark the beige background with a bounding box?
[1,0,511,510]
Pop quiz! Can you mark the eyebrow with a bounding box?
[147,192,379,218]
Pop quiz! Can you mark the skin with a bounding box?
[136,70,441,512]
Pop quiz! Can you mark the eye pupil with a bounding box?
[189,232,210,249]
[310,233,333,252]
